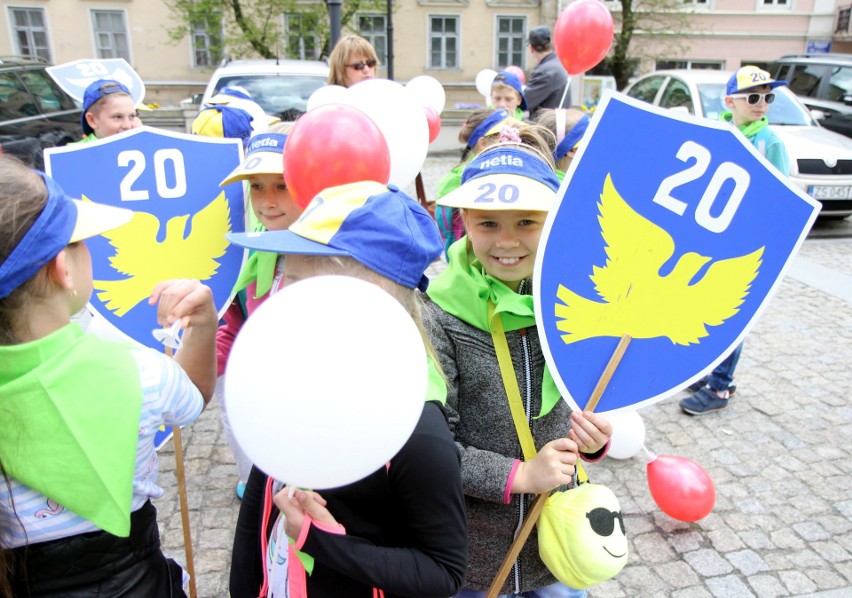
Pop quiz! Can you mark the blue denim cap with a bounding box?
[228,181,443,291]
[220,133,288,186]
[437,145,559,212]
[554,114,589,161]
[80,79,132,135]
[0,173,133,299]
[493,71,528,111]
[726,66,787,95]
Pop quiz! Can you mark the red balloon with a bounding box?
[504,65,526,86]
[553,0,614,75]
[284,104,391,208]
[647,455,715,522]
[424,106,441,144]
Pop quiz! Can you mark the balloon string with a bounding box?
[288,485,295,499]
[558,79,572,109]
[642,444,657,462]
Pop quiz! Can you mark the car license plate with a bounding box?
[808,185,852,200]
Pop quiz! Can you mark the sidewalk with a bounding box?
[155,236,852,597]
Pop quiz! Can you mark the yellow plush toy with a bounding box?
[538,483,628,589]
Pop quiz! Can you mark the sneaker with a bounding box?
[687,378,708,392]
[236,481,246,500]
[679,386,730,415]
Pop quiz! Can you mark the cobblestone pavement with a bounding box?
[156,154,852,597]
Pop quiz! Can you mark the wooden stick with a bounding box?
[485,334,632,598]
[585,335,632,413]
[166,346,197,598]
[415,172,427,208]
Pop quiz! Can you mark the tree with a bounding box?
[164,0,386,63]
[604,0,697,90]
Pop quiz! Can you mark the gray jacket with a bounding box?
[423,296,573,594]
[525,52,570,117]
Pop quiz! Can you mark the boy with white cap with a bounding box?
[681,65,790,416]
[216,132,302,497]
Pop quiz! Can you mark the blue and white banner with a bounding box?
[47,58,146,106]
[46,127,246,350]
[535,92,820,414]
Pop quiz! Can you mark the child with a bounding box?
[680,65,790,416]
[78,79,142,141]
[424,127,612,597]
[227,181,467,597]
[0,157,218,595]
[491,71,527,121]
[535,108,589,181]
[435,108,513,258]
[216,132,302,498]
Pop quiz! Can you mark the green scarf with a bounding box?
[720,112,768,138]
[0,324,142,537]
[427,239,561,417]
[232,249,278,299]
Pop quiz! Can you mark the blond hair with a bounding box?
[327,35,380,87]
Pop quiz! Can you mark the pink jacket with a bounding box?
[216,280,270,376]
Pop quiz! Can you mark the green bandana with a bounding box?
[0,324,143,537]
[427,239,561,417]
[720,112,768,138]
[232,249,278,299]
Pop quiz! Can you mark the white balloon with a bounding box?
[406,75,446,114]
[306,85,349,112]
[606,410,646,460]
[346,79,429,189]
[475,68,498,98]
[225,276,428,489]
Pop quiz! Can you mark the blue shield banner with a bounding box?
[47,59,146,106]
[535,92,819,414]
[45,127,245,350]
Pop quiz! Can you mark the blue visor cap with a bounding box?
[466,109,510,150]
[81,79,131,135]
[554,114,590,161]
[437,145,560,212]
[493,71,527,111]
[228,181,443,291]
[0,173,132,299]
[220,133,287,186]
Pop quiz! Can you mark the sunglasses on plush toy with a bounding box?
[586,507,625,537]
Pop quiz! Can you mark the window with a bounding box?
[679,0,708,5]
[496,16,526,69]
[91,10,130,61]
[430,16,459,69]
[9,7,51,62]
[626,75,666,103]
[284,13,321,61]
[761,0,788,6]
[659,79,694,114]
[191,16,222,68]
[17,68,75,112]
[656,60,723,70]
[359,15,387,64]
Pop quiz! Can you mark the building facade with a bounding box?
[1,0,849,109]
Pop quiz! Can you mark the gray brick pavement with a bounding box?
[154,157,852,596]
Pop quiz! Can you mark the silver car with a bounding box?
[624,69,852,218]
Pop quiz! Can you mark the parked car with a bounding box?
[0,56,82,169]
[623,69,852,218]
[199,59,329,123]
[771,53,852,139]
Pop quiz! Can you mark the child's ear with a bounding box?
[46,249,75,291]
[724,96,734,109]
[85,111,98,131]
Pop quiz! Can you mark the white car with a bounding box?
[624,69,852,218]
[200,59,329,123]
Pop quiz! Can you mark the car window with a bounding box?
[0,72,39,120]
[18,69,77,113]
[827,66,852,104]
[696,83,726,120]
[660,79,694,114]
[214,75,327,121]
[785,64,829,98]
[627,75,666,103]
